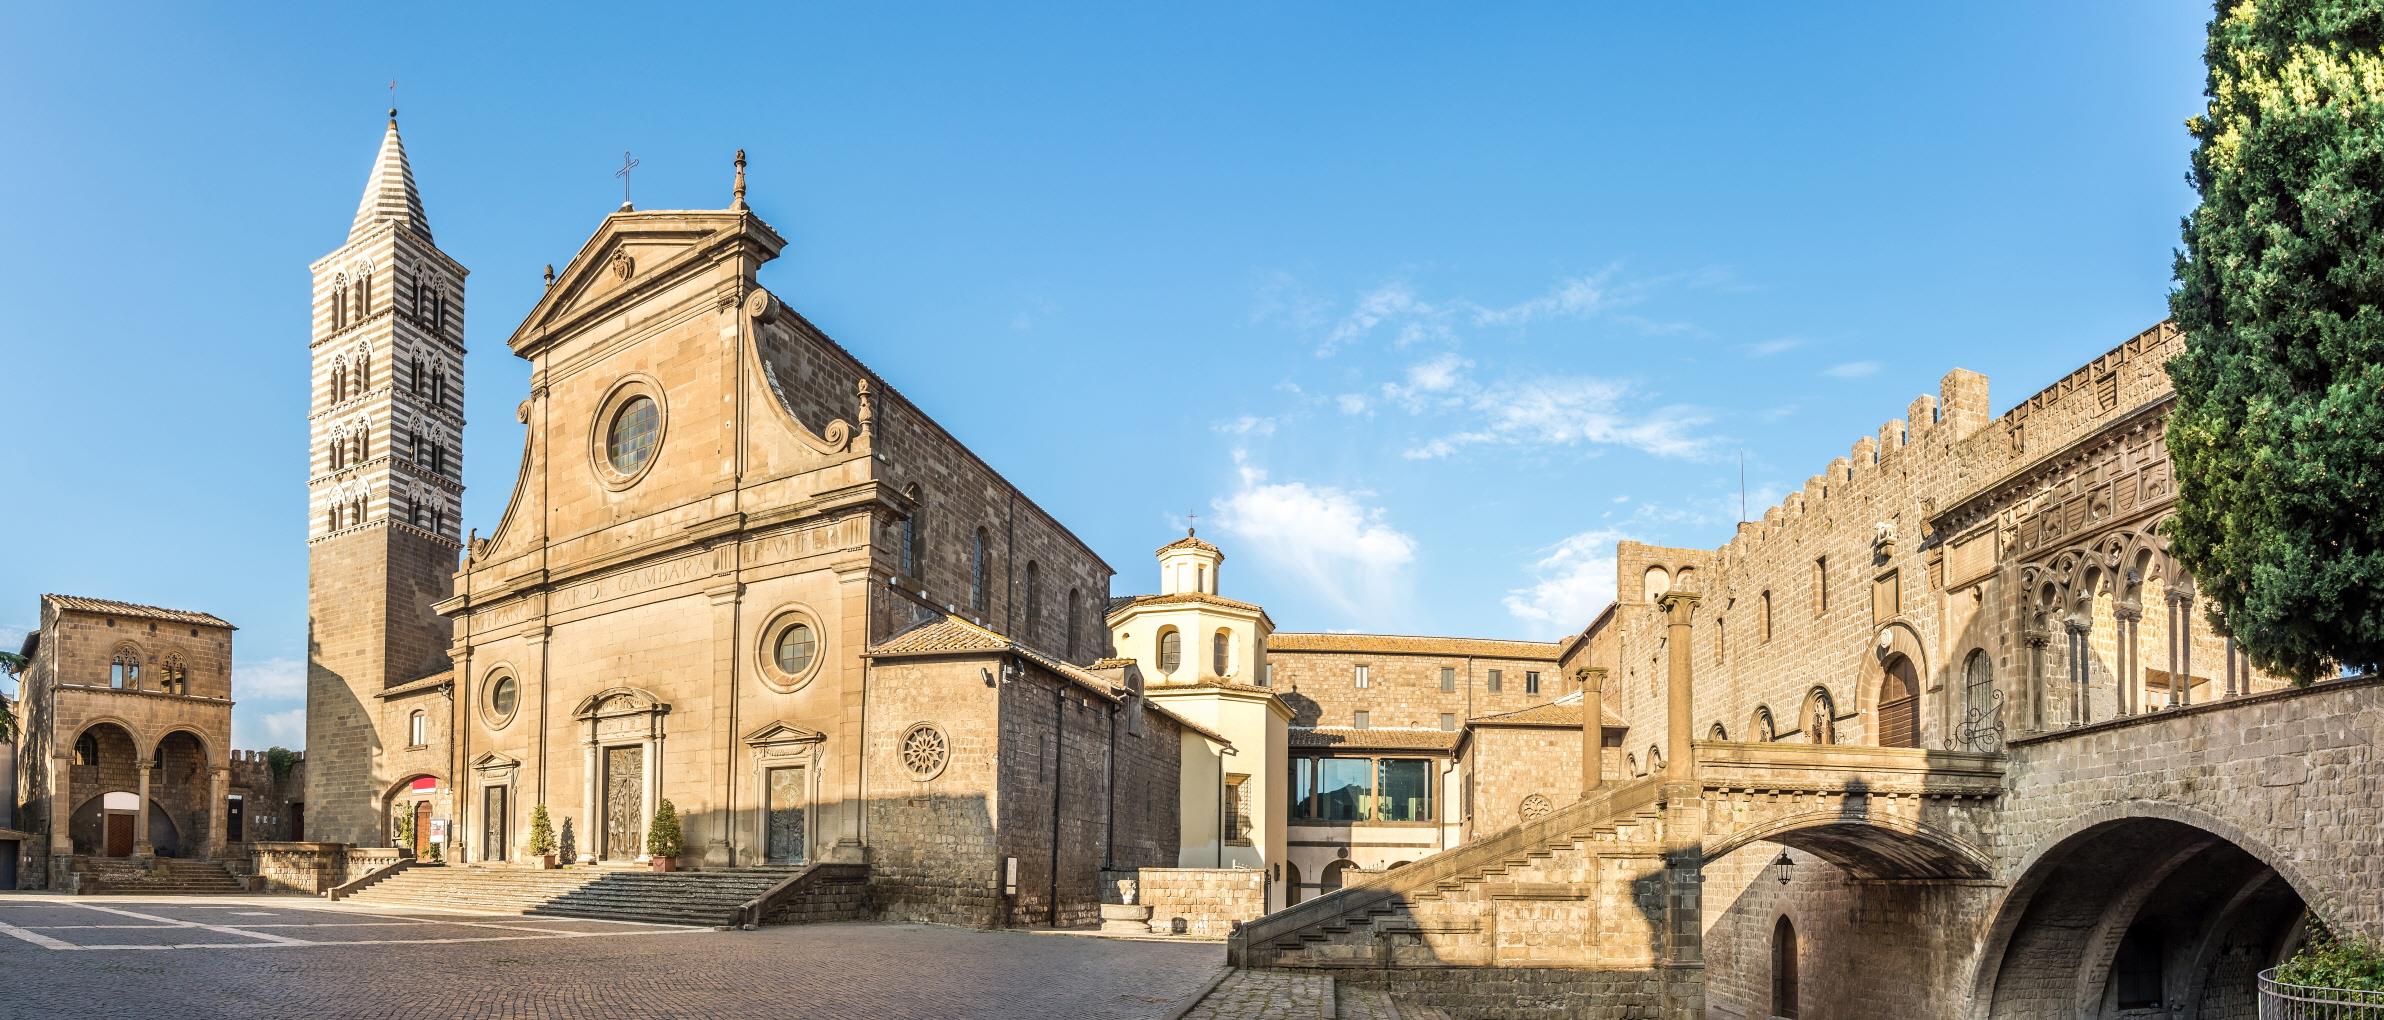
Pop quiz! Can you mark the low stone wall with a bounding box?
[1139,867,1265,939]
[754,863,871,926]
[250,842,378,895]
[1324,965,1688,1020]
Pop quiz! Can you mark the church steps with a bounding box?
[69,858,246,896]
[342,864,813,926]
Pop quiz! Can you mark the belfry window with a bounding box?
[1212,630,1231,676]
[1157,628,1182,674]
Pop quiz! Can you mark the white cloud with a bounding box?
[1403,375,1712,461]
[233,707,306,751]
[1503,529,1627,635]
[1744,337,1804,357]
[1381,352,1473,410]
[1210,453,1416,621]
[236,656,307,701]
[1213,415,1277,438]
[1825,360,1882,379]
[1334,393,1372,416]
[1471,271,1617,327]
[1317,283,1445,356]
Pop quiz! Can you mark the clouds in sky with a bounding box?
[1825,360,1882,379]
[1209,452,1416,623]
[1389,357,1713,461]
[1503,529,1626,636]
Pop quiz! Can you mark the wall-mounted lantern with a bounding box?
[1772,850,1796,886]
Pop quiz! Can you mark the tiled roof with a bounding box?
[1268,632,1560,660]
[1145,703,1233,747]
[1106,591,1269,617]
[1469,697,1629,730]
[1290,726,1461,754]
[377,670,454,699]
[865,614,1124,703]
[1088,657,1138,671]
[43,594,234,629]
[1157,533,1222,557]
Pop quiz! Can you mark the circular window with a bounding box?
[757,610,826,692]
[900,723,950,781]
[606,396,660,474]
[482,671,520,727]
[1519,793,1554,822]
[774,622,816,675]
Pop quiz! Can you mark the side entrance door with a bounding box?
[482,786,508,862]
[226,796,245,843]
[602,746,644,860]
[764,765,806,864]
[412,801,431,859]
[103,814,133,857]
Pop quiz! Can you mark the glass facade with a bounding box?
[1292,754,1436,823]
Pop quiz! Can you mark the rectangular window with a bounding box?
[1353,710,1370,729]
[1439,666,1455,692]
[1439,713,1456,731]
[1290,755,1436,823]
[1525,671,1541,695]
[1353,664,1370,689]
[1224,774,1251,845]
[1488,669,1503,694]
[1262,664,1273,687]
[1815,557,1829,615]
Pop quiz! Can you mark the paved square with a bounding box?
[0,895,1225,1019]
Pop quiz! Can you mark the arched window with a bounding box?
[1772,916,1800,1018]
[1023,561,1041,636]
[899,485,923,577]
[359,271,372,318]
[331,361,347,403]
[1626,753,1640,776]
[332,275,348,331]
[433,292,446,335]
[1710,723,1728,741]
[1753,706,1777,743]
[1648,746,1664,774]
[1805,688,1837,745]
[1760,591,1774,643]
[1157,628,1182,674]
[407,710,428,748]
[355,345,369,390]
[1285,861,1303,906]
[1320,859,1354,893]
[969,528,990,614]
[76,733,99,766]
[1642,565,1671,601]
[1212,630,1231,677]
[1877,655,1920,748]
[1964,649,1995,724]
[1716,616,1727,664]
[111,653,138,689]
[410,356,424,394]
[1065,588,1081,660]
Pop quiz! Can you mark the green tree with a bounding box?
[645,798,683,859]
[0,651,23,742]
[528,804,559,857]
[2169,0,2384,682]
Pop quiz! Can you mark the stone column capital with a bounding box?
[2113,604,2143,623]
[135,761,155,774]
[1657,590,1703,620]
[1576,666,1607,692]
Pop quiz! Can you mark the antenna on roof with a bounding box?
[1739,450,1747,523]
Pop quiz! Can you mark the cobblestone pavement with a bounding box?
[0,895,1223,1019]
[1180,969,1329,1019]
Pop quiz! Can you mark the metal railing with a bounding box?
[2261,968,2384,1019]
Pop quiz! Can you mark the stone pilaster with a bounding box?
[1579,667,1606,798]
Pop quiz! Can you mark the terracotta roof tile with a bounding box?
[43,594,234,629]
[1289,726,1461,753]
[1105,591,1271,620]
[1156,533,1222,557]
[866,614,1125,703]
[1469,696,1629,730]
[1268,631,1559,660]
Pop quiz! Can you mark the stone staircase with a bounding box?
[71,857,247,895]
[1230,777,1668,972]
[341,863,850,927]
[1175,969,1456,1020]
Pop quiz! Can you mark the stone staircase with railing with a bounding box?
[1230,777,1671,973]
[341,862,850,927]
[70,857,248,895]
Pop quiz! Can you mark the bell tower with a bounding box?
[303,108,469,845]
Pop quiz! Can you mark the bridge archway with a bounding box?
[1971,803,2312,1020]
[1705,810,1994,881]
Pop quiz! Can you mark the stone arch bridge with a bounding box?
[1229,675,2383,1020]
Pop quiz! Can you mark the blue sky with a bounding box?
[0,3,2211,749]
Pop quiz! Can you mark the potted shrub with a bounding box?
[527,804,560,869]
[646,799,683,873]
[392,812,415,857]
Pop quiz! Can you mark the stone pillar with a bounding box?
[133,762,155,857]
[2114,605,2142,716]
[2025,631,2049,734]
[2175,585,2196,707]
[2225,633,2240,698]
[207,767,230,858]
[1659,590,1701,783]
[1578,667,1607,798]
[2065,617,2091,726]
[578,741,599,865]
[638,733,662,862]
[49,754,73,856]
[1655,588,1705,1020]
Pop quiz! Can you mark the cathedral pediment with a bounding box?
[742,720,826,747]
[509,209,786,356]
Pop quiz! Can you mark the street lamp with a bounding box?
[1772,850,1796,886]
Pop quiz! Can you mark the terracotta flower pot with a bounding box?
[650,856,677,873]
[536,854,558,870]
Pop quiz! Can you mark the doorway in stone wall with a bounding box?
[602,746,645,860]
[764,765,806,865]
[1877,654,1920,748]
[1772,915,1800,1019]
[412,801,432,859]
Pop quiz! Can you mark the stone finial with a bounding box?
[732,149,748,209]
[543,263,555,288]
[856,378,874,436]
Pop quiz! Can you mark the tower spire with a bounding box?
[349,112,430,244]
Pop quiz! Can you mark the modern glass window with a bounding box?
[1525,671,1541,695]
[1439,666,1455,692]
[774,622,817,676]
[1487,669,1503,694]
[605,396,661,474]
[1291,755,1437,823]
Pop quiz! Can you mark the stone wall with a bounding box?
[863,654,1005,926]
[1460,724,1587,837]
[1271,639,1564,731]
[249,842,363,895]
[1137,867,1264,938]
[756,862,871,925]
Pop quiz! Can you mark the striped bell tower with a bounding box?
[303,107,469,845]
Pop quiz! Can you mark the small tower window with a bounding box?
[1157,628,1182,674]
[1212,630,1231,677]
[408,710,428,748]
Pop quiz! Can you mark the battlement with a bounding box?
[1725,367,1990,556]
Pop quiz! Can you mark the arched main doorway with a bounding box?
[1975,815,2311,1018]
[1771,915,1799,1019]
[1876,655,1920,748]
